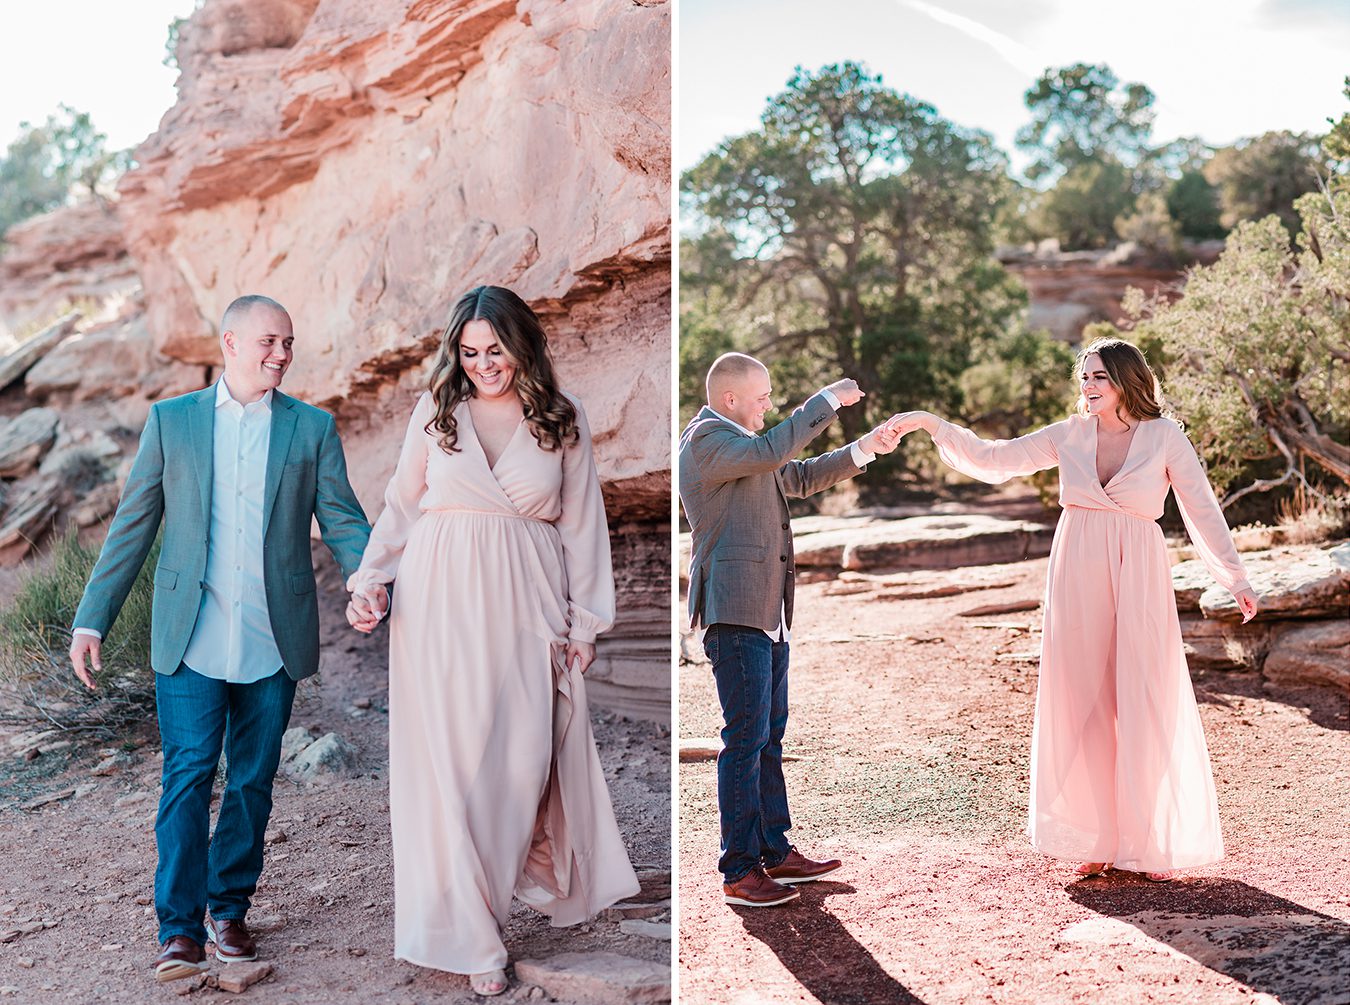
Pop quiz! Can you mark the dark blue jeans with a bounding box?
[704,623,792,882]
[154,664,296,944]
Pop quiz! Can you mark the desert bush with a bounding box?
[0,527,158,737]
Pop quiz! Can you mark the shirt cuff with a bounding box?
[850,441,875,467]
[72,627,102,641]
[820,388,840,410]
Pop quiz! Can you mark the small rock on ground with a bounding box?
[513,951,670,1005]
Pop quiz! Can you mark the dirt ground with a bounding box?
[677,552,1350,1005]
[0,546,671,1004]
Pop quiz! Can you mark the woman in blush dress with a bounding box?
[345,286,639,996]
[887,338,1259,882]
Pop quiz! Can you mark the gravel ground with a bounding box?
[677,557,1350,1005]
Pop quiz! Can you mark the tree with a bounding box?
[1015,63,1156,184]
[1204,131,1323,236]
[0,106,128,237]
[1115,190,1180,258]
[1166,170,1226,240]
[1100,198,1349,506]
[1027,159,1135,250]
[681,62,1028,448]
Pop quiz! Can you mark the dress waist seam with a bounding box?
[422,506,551,525]
[1063,503,1155,523]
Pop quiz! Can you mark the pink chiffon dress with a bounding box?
[349,391,639,973]
[931,413,1251,872]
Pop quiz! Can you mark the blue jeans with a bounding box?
[154,664,296,944]
[704,623,792,882]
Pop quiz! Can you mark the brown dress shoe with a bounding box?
[206,917,258,962]
[154,936,209,982]
[764,847,843,884]
[722,865,800,907]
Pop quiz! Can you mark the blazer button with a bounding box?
[781,522,789,529]
[780,555,787,562]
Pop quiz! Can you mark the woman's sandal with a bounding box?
[470,970,509,997]
[1076,862,1111,878]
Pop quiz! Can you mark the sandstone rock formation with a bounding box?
[0,0,671,721]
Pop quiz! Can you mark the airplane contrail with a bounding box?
[898,0,1045,78]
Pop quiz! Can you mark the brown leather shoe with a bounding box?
[205,917,258,962]
[154,936,209,982]
[722,865,800,907]
[764,847,843,884]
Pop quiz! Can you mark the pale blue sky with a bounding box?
[678,0,1350,175]
[0,0,198,151]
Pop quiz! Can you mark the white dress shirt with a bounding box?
[708,389,875,642]
[75,379,284,683]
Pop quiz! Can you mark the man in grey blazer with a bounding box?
[69,295,380,980]
[680,352,902,907]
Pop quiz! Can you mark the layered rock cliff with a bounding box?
[0,0,671,720]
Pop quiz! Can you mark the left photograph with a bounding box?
[0,1,672,1002]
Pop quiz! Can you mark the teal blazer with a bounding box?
[72,385,371,680]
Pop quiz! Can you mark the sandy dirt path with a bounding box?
[678,557,1350,1005]
[0,547,670,1004]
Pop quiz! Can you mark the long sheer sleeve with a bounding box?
[931,418,1064,484]
[556,397,615,645]
[346,392,432,594]
[1164,422,1251,595]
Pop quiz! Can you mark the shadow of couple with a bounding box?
[728,876,1349,1004]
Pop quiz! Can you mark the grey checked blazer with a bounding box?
[72,386,371,680]
[679,394,864,633]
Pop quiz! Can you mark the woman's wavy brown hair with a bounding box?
[425,286,578,454]
[1074,337,1167,426]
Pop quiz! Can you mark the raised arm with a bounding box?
[1164,422,1253,600]
[892,411,1063,484]
[691,392,840,482]
[346,392,432,596]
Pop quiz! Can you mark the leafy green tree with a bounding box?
[681,62,1027,446]
[1015,63,1156,183]
[1323,76,1350,192]
[1115,190,1180,258]
[1166,170,1226,240]
[1098,198,1349,505]
[1203,131,1323,236]
[0,106,128,237]
[1027,159,1135,250]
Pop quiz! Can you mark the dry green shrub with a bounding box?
[0,527,158,737]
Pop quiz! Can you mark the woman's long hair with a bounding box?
[425,286,578,453]
[1074,337,1166,427]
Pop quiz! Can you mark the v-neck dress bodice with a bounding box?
[349,391,637,973]
[931,413,1251,872]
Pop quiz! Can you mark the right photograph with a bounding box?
[676,3,1350,1003]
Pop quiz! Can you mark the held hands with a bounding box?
[859,417,904,456]
[883,411,940,438]
[69,634,102,691]
[564,639,596,675]
[1233,587,1259,624]
[346,584,389,634]
[824,378,864,407]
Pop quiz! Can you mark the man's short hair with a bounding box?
[221,294,288,333]
[706,352,767,404]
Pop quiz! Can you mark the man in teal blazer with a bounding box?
[69,295,377,981]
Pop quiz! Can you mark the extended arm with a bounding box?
[890,411,1062,484]
[314,413,372,580]
[693,392,841,482]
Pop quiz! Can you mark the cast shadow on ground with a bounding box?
[734,882,927,1005]
[1194,673,1349,732]
[1069,875,1350,1004]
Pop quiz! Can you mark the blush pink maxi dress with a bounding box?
[350,392,639,973]
[931,413,1252,872]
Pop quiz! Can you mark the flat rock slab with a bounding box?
[0,407,60,478]
[1263,620,1350,691]
[1173,542,1350,620]
[618,920,671,940]
[211,960,273,993]
[514,952,671,1005]
[678,738,720,763]
[794,514,1054,572]
[0,313,78,392]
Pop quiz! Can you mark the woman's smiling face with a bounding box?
[459,319,518,399]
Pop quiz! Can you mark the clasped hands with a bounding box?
[858,409,940,457]
[346,584,389,634]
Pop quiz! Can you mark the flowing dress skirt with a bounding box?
[387,509,635,973]
[1029,506,1224,872]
